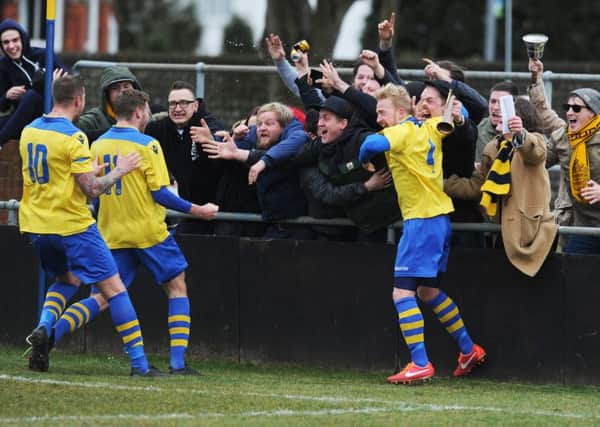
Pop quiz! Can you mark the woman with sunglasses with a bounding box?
[529,58,600,254]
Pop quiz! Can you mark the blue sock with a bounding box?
[108,291,148,373]
[395,296,428,367]
[53,297,101,346]
[38,282,79,335]
[168,297,191,370]
[426,290,474,355]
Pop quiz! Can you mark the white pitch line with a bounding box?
[0,413,198,424]
[0,374,597,421]
[0,408,400,424]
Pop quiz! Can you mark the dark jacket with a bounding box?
[145,101,224,204]
[241,120,309,222]
[297,138,368,219]
[76,66,142,140]
[449,80,488,125]
[254,161,307,222]
[442,119,483,222]
[0,19,64,112]
[341,86,380,130]
[294,126,401,232]
[377,48,406,86]
[295,75,379,132]
[377,47,487,126]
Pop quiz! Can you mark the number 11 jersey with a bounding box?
[91,126,170,249]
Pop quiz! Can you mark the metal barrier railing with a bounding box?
[0,199,19,226]
[73,60,600,108]
[4,199,600,238]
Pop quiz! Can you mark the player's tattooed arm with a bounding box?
[75,151,142,198]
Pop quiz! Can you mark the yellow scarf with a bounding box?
[105,100,117,121]
[567,115,600,203]
[480,139,512,217]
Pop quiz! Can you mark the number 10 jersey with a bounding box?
[19,116,94,236]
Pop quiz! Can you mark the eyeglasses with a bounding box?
[168,99,195,109]
[562,103,589,113]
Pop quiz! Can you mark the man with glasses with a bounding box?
[529,58,600,254]
[145,80,225,234]
[76,65,142,141]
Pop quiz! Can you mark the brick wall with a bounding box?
[64,3,88,52]
[0,140,22,224]
[2,2,18,20]
[99,2,112,53]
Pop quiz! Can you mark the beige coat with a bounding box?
[445,131,558,277]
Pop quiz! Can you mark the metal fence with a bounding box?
[73,59,600,110]
[3,200,600,240]
[14,61,595,241]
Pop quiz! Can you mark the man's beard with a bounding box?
[257,137,277,149]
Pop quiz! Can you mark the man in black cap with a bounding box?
[293,96,400,240]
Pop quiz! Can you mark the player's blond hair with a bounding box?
[375,83,411,112]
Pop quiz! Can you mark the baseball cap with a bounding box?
[310,96,354,120]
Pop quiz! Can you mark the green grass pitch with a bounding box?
[1,346,600,426]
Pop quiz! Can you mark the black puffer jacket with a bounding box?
[295,126,401,232]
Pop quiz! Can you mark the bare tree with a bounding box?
[263,0,356,60]
[113,0,201,53]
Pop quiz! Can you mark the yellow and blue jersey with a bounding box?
[382,116,454,220]
[19,116,95,236]
[91,126,170,249]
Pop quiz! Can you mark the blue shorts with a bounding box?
[393,215,451,288]
[92,234,188,293]
[28,223,118,285]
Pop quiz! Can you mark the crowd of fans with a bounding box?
[8,10,600,384]
[3,14,600,264]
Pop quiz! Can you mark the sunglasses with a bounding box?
[562,103,589,113]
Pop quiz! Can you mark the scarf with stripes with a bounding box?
[567,115,600,203]
[480,138,512,216]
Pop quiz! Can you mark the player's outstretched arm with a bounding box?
[75,151,142,198]
[189,203,219,220]
[151,187,219,220]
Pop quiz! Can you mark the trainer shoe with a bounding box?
[387,362,435,384]
[130,366,166,377]
[28,326,49,372]
[169,364,202,376]
[453,343,486,377]
[24,330,54,358]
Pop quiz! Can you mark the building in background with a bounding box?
[1,0,369,58]
[1,0,118,54]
